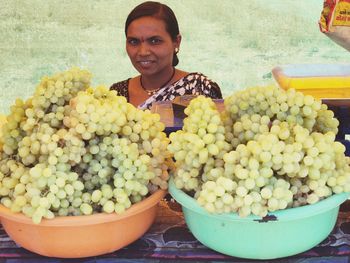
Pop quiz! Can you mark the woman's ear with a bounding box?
[175,34,182,49]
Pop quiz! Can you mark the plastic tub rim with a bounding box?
[0,189,166,227]
[169,177,349,222]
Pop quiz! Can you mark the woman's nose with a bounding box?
[138,43,150,56]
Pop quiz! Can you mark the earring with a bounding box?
[175,48,179,54]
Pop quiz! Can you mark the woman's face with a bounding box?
[126,16,180,77]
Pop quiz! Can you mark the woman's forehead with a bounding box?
[127,16,168,37]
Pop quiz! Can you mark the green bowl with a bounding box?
[169,177,349,260]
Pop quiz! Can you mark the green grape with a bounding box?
[0,67,173,223]
[170,86,350,217]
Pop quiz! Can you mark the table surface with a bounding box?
[1,197,350,263]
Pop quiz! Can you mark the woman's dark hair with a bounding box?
[125,1,180,66]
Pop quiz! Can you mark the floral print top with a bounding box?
[110,72,222,109]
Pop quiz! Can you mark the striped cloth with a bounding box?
[1,199,350,262]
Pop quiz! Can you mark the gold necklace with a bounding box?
[140,68,176,96]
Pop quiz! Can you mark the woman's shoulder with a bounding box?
[110,79,129,90]
[110,79,130,99]
[180,72,222,99]
[181,72,219,87]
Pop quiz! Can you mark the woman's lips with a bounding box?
[138,60,154,69]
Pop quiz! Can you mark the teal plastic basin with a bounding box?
[169,177,349,260]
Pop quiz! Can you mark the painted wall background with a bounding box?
[0,0,349,114]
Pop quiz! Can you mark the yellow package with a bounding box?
[319,0,350,51]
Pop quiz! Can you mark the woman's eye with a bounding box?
[149,38,162,44]
[127,39,139,45]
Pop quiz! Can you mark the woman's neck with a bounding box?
[140,67,176,92]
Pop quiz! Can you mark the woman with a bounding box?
[110,1,222,109]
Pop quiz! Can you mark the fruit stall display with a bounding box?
[0,67,350,259]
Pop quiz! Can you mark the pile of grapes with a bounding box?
[168,86,350,217]
[0,67,171,223]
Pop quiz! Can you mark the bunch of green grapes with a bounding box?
[168,96,231,192]
[0,68,171,223]
[169,87,350,218]
[224,86,339,134]
[1,67,91,159]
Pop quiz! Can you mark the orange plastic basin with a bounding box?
[0,189,166,258]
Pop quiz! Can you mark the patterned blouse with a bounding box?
[110,72,222,109]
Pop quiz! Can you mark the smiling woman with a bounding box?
[110,1,222,109]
